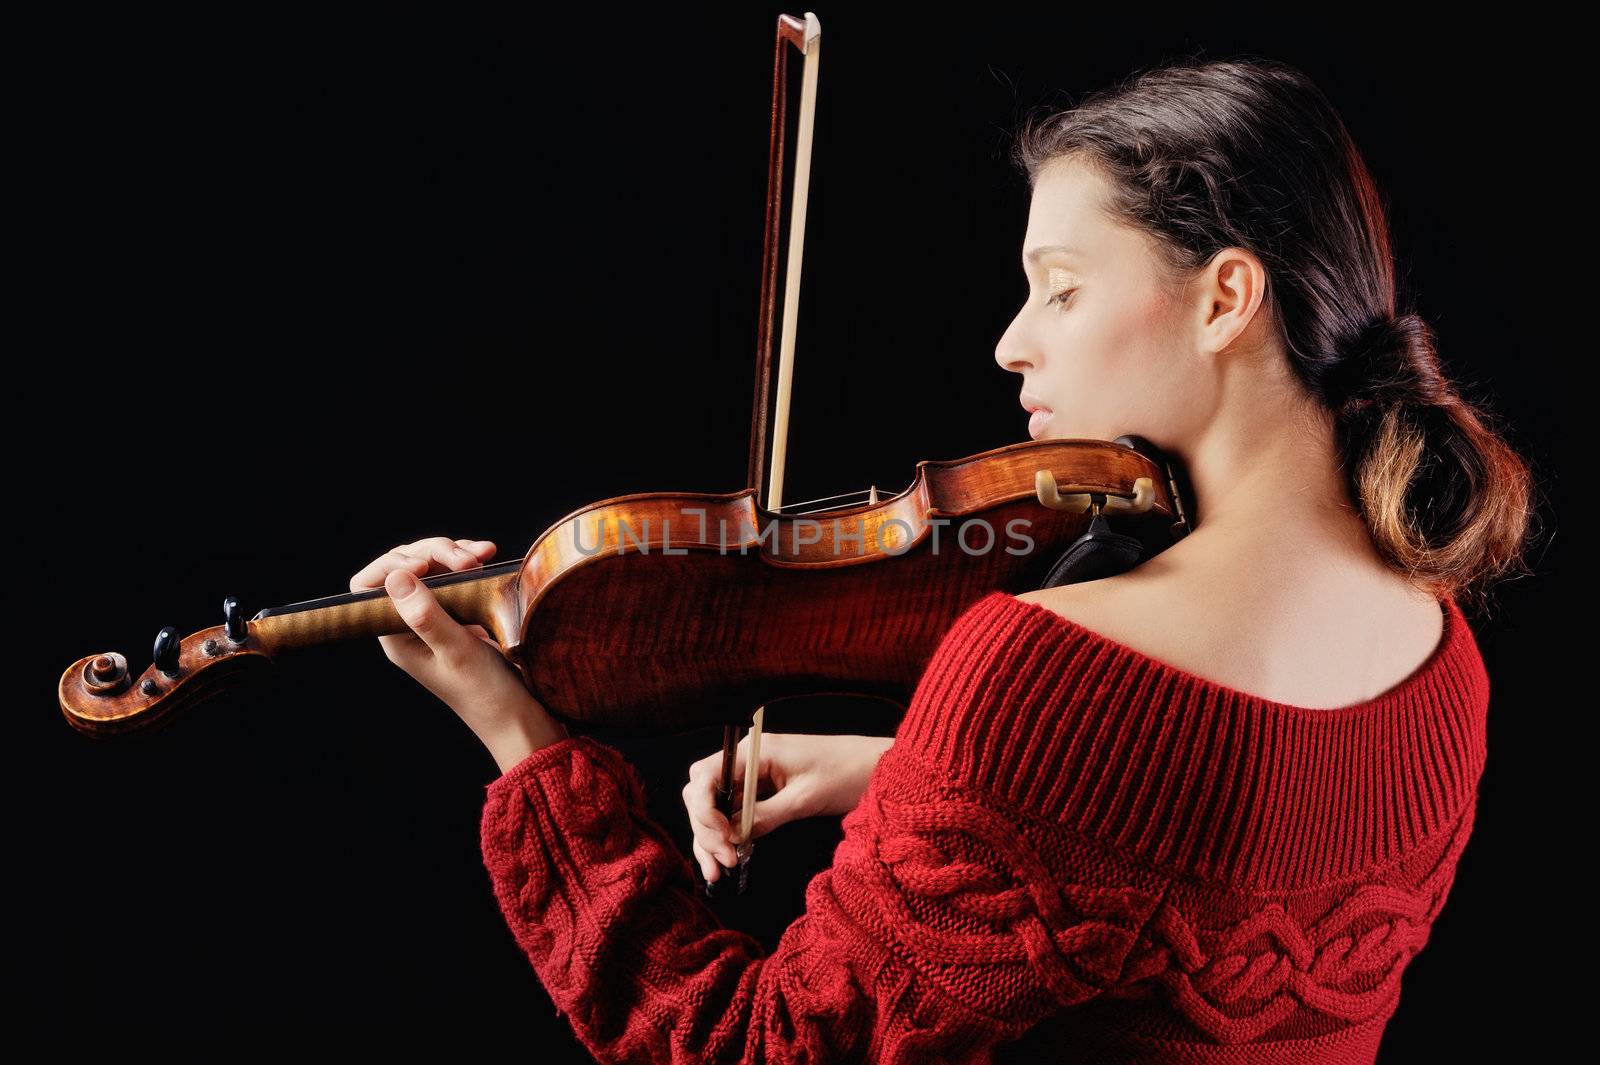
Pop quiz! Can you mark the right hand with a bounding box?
[683,732,895,884]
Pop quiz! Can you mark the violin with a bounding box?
[56,11,1193,889]
[59,434,1189,738]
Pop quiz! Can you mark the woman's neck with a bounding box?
[1167,399,1386,579]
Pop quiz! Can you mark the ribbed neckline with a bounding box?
[1006,591,1467,718]
[893,591,1491,890]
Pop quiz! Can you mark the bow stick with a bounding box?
[711,10,822,896]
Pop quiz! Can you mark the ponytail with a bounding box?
[1324,313,1534,607]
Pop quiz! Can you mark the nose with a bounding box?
[994,308,1036,374]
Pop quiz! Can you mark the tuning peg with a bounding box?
[224,596,247,643]
[153,626,181,677]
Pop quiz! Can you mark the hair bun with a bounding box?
[1325,313,1443,416]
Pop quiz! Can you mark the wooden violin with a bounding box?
[56,11,1193,890]
[59,434,1189,738]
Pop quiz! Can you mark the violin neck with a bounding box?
[247,560,524,653]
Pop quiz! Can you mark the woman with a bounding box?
[351,58,1532,1062]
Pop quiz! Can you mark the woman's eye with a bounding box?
[1047,289,1076,309]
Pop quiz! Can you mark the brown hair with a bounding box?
[1012,57,1538,611]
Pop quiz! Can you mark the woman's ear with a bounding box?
[1193,246,1269,355]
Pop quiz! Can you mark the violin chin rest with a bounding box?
[1039,512,1148,589]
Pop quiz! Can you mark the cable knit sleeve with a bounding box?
[479,731,1169,1064]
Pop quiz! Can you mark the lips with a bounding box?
[1020,392,1053,440]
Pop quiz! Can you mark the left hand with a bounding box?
[350,535,570,773]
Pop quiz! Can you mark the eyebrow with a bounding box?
[1025,244,1081,264]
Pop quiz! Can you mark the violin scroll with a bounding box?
[59,597,273,737]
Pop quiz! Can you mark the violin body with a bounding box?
[514,437,1185,732]
[59,436,1190,737]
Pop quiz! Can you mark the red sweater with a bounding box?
[479,591,1489,1063]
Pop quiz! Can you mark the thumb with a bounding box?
[385,568,467,657]
[743,784,812,842]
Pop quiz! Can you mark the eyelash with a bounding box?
[1047,288,1076,309]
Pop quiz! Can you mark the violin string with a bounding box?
[263,557,528,612]
[771,487,875,513]
[264,486,877,614]
[786,501,868,516]
[272,483,886,613]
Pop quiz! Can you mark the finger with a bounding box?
[682,766,728,826]
[687,732,763,787]
[384,567,472,659]
[463,623,499,649]
[692,840,722,883]
[684,754,744,867]
[687,746,738,791]
[375,632,431,676]
[686,789,734,841]
[691,823,737,873]
[377,631,427,657]
[353,537,488,593]
[398,536,487,573]
[684,745,747,829]
[351,550,431,593]
[744,785,811,842]
[455,538,498,561]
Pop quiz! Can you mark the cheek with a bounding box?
[1128,284,1180,356]
[1049,290,1175,433]
[1076,290,1168,388]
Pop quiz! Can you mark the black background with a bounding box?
[26,5,1574,1059]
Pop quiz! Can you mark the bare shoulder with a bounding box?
[1010,563,1447,710]
[1011,570,1179,657]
